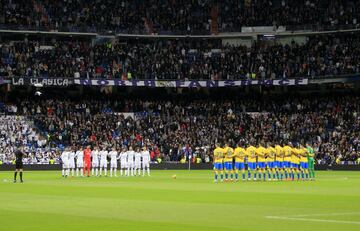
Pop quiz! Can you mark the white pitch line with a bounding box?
[290,212,360,217]
[265,216,360,225]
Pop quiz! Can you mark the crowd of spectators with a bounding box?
[1,0,359,34]
[1,93,358,165]
[1,33,360,79]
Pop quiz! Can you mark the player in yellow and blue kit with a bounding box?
[223,143,235,181]
[256,143,267,181]
[291,146,301,180]
[299,144,309,180]
[275,144,284,180]
[283,143,293,180]
[234,142,247,181]
[213,143,224,182]
[266,144,276,181]
[246,144,257,180]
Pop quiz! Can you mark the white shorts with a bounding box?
[76,160,83,168]
[134,162,141,169]
[142,162,150,168]
[110,160,117,168]
[92,161,99,168]
[120,162,127,169]
[68,161,75,169]
[62,161,69,169]
[100,160,107,168]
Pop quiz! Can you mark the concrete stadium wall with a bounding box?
[1,163,360,171]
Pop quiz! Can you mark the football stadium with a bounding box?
[0,0,360,231]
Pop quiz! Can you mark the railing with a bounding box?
[0,23,359,36]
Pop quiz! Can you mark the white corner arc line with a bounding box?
[265,216,360,225]
[290,212,360,217]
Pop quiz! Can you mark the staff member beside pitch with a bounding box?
[14,146,26,183]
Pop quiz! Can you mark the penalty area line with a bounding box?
[265,216,360,225]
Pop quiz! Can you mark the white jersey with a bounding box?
[127,151,135,167]
[134,152,142,168]
[109,151,118,162]
[99,150,108,168]
[91,150,99,164]
[61,151,69,168]
[68,151,76,168]
[141,150,150,168]
[120,152,128,168]
[76,150,84,167]
[109,151,118,168]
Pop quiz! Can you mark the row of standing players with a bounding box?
[213,142,316,182]
[61,146,151,177]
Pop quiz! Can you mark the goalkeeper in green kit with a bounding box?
[306,143,315,180]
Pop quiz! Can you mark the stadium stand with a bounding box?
[1,32,360,80]
[1,0,359,34]
[0,93,358,165]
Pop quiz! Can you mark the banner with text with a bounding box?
[74,78,308,87]
[11,77,73,87]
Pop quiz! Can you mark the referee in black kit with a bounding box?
[14,146,26,183]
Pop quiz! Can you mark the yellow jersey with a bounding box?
[234,147,246,163]
[291,148,301,164]
[223,147,234,162]
[256,146,267,162]
[267,147,276,162]
[275,145,284,161]
[213,147,224,163]
[299,148,308,163]
[246,146,257,162]
[283,145,292,162]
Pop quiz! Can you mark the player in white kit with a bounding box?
[119,147,128,176]
[61,148,69,177]
[109,147,118,177]
[141,146,151,176]
[99,147,108,176]
[134,147,142,176]
[75,146,84,177]
[91,146,99,176]
[127,146,135,176]
[68,149,76,177]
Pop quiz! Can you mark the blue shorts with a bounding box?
[224,162,233,171]
[291,163,299,168]
[284,161,291,168]
[234,162,245,170]
[267,161,275,169]
[257,162,266,169]
[300,162,308,169]
[214,163,223,170]
[248,162,257,170]
[276,161,284,168]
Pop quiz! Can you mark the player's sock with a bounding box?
[71,169,74,176]
[235,173,238,180]
[220,171,224,181]
[20,172,23,182]
[14,172,17,181]
[110,168,113,177]
[214,171,218,181]
[263,172,266,181]
[225,173,228,180]
[284,170,288,179]
[104,168,107,176]
[242,172,245,180]
[100,168,102,176]
[268,170,271,179]
[91,168,94,176]
[62,169,64,177]
[147,168,150,176]
[114,168,117,177]
[247,171,251,179]
[301,171,304,179]
[297,171,300,180]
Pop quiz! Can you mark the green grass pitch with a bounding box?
[0,170,359,231]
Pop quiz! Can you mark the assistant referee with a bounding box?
[14,146,26,183]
